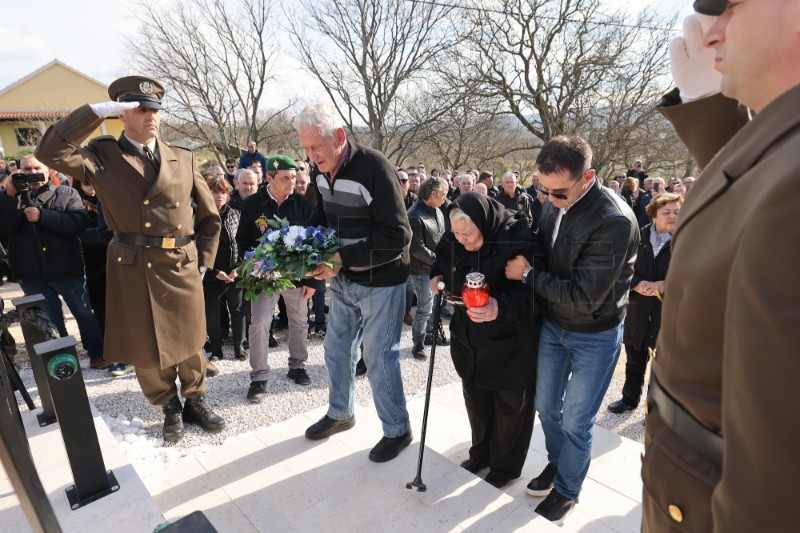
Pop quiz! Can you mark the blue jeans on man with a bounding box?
[408,275,434,345]
[19,276,104,360]
[535,317,623,500]
[323,273,410,438]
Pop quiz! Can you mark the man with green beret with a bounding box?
[35,75,225,443]
[235,154,323,402]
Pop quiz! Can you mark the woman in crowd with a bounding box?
[620,176,647,226]
[203,176,247,361]
[608,193,682,413]
[430,192,542,489]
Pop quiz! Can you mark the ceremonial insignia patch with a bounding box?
[256,215,269,234]
[273,160,279,169]
[139,81,154,95]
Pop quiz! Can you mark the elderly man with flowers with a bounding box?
[236,155,323,403]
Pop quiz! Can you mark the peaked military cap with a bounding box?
[266,155,298,172]
[108,76,165,110]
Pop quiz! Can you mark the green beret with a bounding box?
[266,155,298,172]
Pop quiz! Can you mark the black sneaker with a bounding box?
[269,333,278,348]
[368,429,412,462]
[287,368,311,386]
[535,488,576,525]
[526,462,558,497]
[183,396,225,433]
[423,332,435,346]
[305,415,355,440]
[355,357,367,376]
[412,343,428,359]
[485,472,510,489]
[247,381,267,404]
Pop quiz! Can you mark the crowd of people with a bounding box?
[2,1,796,529]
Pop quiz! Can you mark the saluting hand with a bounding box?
[90,101,140,118]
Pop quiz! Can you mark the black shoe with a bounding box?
[424,333,435,346]
[305,415,355,440]
[221,330,230,342]
[269,333,278,348]
[526,462,558,497]
[209,346,223,362]
[287,368,311,386]
[234,343,248,361]
[607,399,637,413]
[412,343,428,359]
[436,324,450,346]
[535,488,576,525]
[162,396,185,443]
[247,380,267,404]
[243,339,249,350]
[485,472,510,489]
[369,429,412,462]
[355,357,367,376]
[183,396,226,433]
[460,458,490,474]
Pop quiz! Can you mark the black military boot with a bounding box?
[234,342,248,361]
[162,395,185,443]
[183,395,226,433]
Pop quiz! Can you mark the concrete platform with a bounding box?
[139,384,642,532]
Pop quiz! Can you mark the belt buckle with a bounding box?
[161,236,176,249]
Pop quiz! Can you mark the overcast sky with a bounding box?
[1,0,694,102]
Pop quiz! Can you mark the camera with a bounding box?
[10,172,45,195]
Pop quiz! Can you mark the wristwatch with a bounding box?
[521,266,534,283]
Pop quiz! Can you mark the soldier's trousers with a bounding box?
[135,352,207,405]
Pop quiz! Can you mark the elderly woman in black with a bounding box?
[608,193,682,413]
[204,176,247,362]
[430,192,542,489]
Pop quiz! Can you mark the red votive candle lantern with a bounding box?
[461,272,490,309]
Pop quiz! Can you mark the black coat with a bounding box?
[0,182,89,282]
[623,224,672,351]
[210,204,241,276]
[431,194,543,390]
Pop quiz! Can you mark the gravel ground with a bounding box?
[4,279,645,472]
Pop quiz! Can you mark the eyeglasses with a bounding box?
[400,178,409,183]
[535,170,590,201]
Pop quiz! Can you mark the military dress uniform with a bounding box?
[35,77,224,439]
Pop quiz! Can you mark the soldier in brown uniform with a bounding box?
[641,1,800,531]
[35,76,225,443]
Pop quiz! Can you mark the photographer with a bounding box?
[0,155,108,368]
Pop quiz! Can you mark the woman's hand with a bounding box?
[505,255,530,281]
[467,297,498,323]
[652,280,666,296]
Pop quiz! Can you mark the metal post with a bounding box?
[11,295,57,426]
[34,336,119,510]
[0,346,62,533]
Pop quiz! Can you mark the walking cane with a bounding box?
[406,281,446,492]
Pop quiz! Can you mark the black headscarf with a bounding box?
[449,192,510,241]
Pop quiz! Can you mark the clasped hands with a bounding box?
[634,280,665,298]
[429,275,498,323]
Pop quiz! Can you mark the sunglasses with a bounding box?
[535,169,591,201]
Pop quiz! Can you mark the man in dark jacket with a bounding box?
[495,171,535,227]
[0,155,106,368]
[236,155,321,401]
[505,136,639,525]
[238,141,268,170]
[407,176,447,358]
[295,102,413,463]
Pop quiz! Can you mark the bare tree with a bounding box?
[287,0,459,160]
[128,0,295,163]
[457,0,681,176]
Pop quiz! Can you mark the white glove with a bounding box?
[669,14,723,102]
[90,101,140,118]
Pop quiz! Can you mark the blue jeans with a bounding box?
[535,317,623,501]
[409,275,434,344]
[324,274,409,438]
[19,277,104,360]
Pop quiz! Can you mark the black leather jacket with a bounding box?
[407,199,445,276]
[527,179,639,333]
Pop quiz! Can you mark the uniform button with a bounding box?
[145,222,151,228]
[177,224,182,229]
[143,200,150,205]
[668,504,683,523]
[176,262,181,268]
[147,262,152,268]
[175,202,180,207]
[117,257,122,262]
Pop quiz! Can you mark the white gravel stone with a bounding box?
[124,433,138,443]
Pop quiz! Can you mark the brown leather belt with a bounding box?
[649,374,723,469]
[113,232,191,249]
